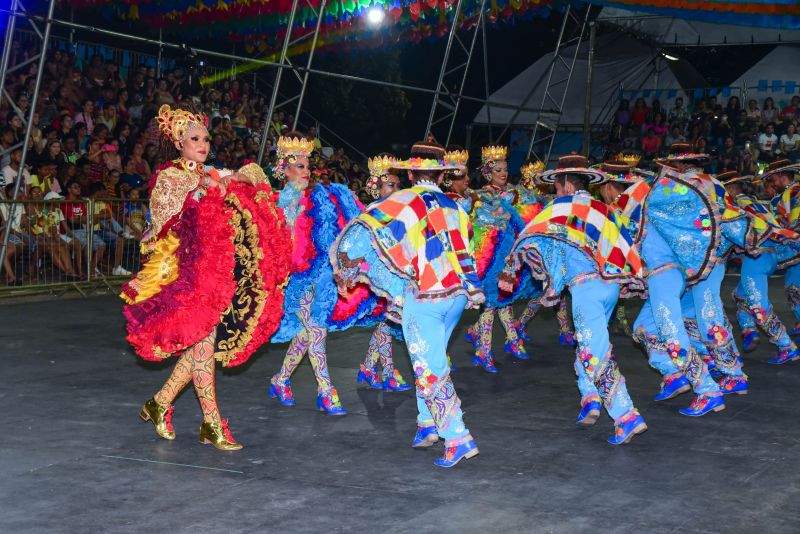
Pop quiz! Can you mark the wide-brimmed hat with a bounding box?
[717,170,754,186]
[599,160,650,184]
[392,140,457,171]
[539,154,609,184]
[759,158,800,182]
[656,142,709,164]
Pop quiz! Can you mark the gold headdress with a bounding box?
[481,145,508,165]
[615,153,642,168]
[366,155,397,199]
[277,136,315,159]
[520,160,545,188]
[157,104,208,143]
[444,149,469,178]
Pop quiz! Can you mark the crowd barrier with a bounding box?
[0,198,147,292]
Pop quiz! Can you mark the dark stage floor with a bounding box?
[2,276,800,533]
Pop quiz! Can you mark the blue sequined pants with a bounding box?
[402,292,471,446]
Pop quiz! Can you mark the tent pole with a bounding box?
[582,21,596,155]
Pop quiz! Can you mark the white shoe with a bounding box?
[112,266,132,276]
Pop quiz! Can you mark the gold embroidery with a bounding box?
[238,163,269,186]
[147,166,201,240]
[213,193,269,366]
[121,231,181,305]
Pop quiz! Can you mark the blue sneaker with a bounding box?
[607,412,647,445]
[768,347,800,365]
[719,376,749,395]
[575,401,601,426]
[653,375,691,401]
[678,394,725,417]
[504,339,529,360]
[434,438,479,468]
[741,330,760,353]
[411,425,439,448]
[472,350,498,373]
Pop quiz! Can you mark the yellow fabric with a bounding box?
[121,231,180,304]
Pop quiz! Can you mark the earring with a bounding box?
[443,178,452,188]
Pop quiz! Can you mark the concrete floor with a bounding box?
[2,276,800,533]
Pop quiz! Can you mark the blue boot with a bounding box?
[268,377,296,406]
[678,394,725,417]
[356,365,383,389]
[472,350,498,373]
[434,438,479,468]
[718,376,749,395]
[504,339,529,360]
[653,374,691,401]
[382,370,413,392]
[607,412,647,445]
[515,321,531,342]
[768,347,800,365]
[576,400,601,426]
[559,332,577,347]
[741,330,760,353]
[411,425,439,448]
[788,323,800,337]
[465,326,477,344]
[706,359,722,378]
[316,389,347,416]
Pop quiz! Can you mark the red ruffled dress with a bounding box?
[121,159,291,367]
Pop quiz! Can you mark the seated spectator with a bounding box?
[307,126,323,150]
[645,112,669,138]
[631,98,648,130]
[758,123,779,162]
[1,127,15,169]
[26,186,78,280]
[664,125,686,148]
[781,123,800,162]
[123,188,146,241]
[89,182,130,276]
[59,180,100,276]
[0,184,28,285]
[73,98,95,134]
[30,161,61,195]
[668,97,688,129]
[783,96,800,123]
[622,126,639,150]
[762,97,779,126]
[718,136,741,172]
[120,157,147,194]
[641,127,662,159]
[101,140,122,173]
[1,147,32,191]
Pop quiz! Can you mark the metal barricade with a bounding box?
[0,197,148,292]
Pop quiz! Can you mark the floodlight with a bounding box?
[662,52,679,61]
[367,6,385,25]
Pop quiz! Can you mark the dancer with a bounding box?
[722,170,800,363]
[598,159,726,414]
[467,145,532,372]
[764,159,800,334]
[123,105,291,450]
[267,134,375,415]
[355,154,412,392]
[332,140,484,467]
[501,155,647,444]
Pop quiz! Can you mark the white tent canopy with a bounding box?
[472,33,690,127]
[598,7,800,46]
[729,45,800,105]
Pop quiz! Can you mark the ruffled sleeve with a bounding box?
[147,166,201,242]
[237,163,270,185]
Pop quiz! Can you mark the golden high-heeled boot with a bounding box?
[139,398,176,440]
[199,419,243,451]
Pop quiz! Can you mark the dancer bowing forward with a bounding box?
[123,105,291,450]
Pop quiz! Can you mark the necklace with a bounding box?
[574,189,590,196]
[416,179,441,190]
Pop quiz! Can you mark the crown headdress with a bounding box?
[444,150,469,166]
[519,160,545,188]
[615,153,641,167]
[277,136,314,159]
[481,145,508,165]
[157,104,208,143]
[368,155,397,179]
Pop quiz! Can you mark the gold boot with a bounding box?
[139,398,176,440]
[199,419,243,451]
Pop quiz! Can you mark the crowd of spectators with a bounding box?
[606,94,800,174]
[0,39,368,285]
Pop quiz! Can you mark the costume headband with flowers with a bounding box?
[366,155,397,199]
[156,104,208,143]
[480,145,508,179]
[274,136,315,181]
[444,149,469,177]
[520,160,545,189]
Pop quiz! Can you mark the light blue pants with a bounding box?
[735,253,795,351]
[690,263,744,377]
[633,268,720,395]
[402,292,471,445]
[571,279,636,422]
[784,263,800,323]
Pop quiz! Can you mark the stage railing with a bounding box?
[0,198,146,293]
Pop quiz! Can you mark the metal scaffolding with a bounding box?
[0,0,56,272]
[423,0,488,147]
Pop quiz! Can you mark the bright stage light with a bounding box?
[367,7,385,25]
[662,52,679,61]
